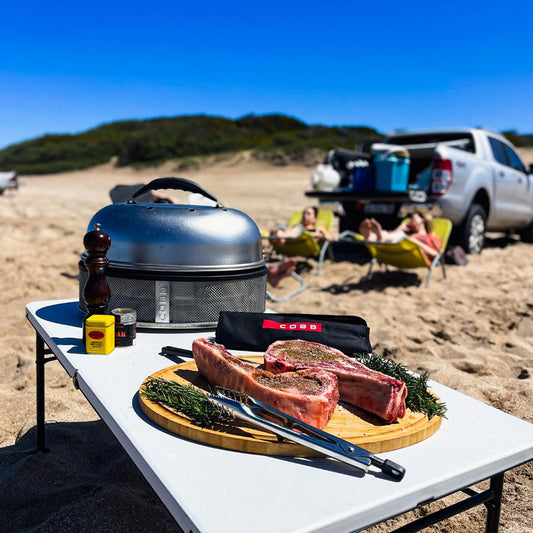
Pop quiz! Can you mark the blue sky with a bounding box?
[1,0,532,149]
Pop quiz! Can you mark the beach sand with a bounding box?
[1,150,532,532]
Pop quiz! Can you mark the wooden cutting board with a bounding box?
[139,356,442,456]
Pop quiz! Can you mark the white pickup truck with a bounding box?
[0,171,18,194]
[307,128,533,253]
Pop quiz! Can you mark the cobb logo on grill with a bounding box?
[88,330,105,340]
[262,319,323,332]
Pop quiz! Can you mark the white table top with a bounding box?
[26,298,533,533]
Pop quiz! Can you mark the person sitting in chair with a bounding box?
[358,211,442,260]
[269,206,332,245]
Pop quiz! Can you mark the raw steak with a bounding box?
[264,340,407,423]
[192,338,339,429]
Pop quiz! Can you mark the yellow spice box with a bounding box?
[85,314,115,354]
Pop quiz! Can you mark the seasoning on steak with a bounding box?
[192,338,339,429]
[264,340,407,423]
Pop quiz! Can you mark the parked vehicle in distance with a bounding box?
[0,171,19,194]
[307,128,533,253]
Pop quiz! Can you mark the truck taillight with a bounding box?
[431,156,453,195]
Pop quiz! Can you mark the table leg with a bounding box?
[35,332,55,453]
[391,472,506,533]
[485,473,504,533]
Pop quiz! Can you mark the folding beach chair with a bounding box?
[265,210,335,302]
[109,183,175,204]
[340,218,452,288]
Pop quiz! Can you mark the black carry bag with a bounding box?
[327,148,373,189]
[444,245,468,265]
[215,312,372,355]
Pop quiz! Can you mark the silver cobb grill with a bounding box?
[79,177,268,329]
[79,263,266,329]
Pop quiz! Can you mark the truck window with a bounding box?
[503,144,526,173]
[488,137,509,166]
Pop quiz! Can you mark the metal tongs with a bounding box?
[208,387,405,481]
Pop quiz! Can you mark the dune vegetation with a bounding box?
[0,114,381,174]
[1,114,531,175]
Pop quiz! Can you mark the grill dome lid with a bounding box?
[84,177,265,272]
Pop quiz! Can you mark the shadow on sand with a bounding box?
[325,231,525,294]
[483,233,522,249]
[322,270,422,294]
[0,421,180,533]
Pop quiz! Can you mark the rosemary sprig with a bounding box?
[140,377,233,428]
[353,353,447,419]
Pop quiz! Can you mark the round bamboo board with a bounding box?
[139,356,442,456]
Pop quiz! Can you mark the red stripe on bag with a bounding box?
[262,319,322,332]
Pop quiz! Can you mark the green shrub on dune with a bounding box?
[1,116,531,175]
[0,114,381,174]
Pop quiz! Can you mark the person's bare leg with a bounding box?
[267,259,297,287]
[359,218,380,241]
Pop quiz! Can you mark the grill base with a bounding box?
[79,262,267,329]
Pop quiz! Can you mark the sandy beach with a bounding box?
[1,150,532,532]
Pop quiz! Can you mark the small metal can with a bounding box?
[85,314,115,354]
[111,308,137,347]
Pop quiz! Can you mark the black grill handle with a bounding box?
[128,177,221,206]
[161,346,194,359]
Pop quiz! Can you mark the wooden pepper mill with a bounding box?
[82,223,111,341]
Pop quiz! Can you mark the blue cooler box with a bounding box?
[374,154,410,192]
[349,163,375,192]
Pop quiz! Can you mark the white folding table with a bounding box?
[26,298,533,533]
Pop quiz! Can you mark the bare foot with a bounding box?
[359,218,372,238]
[267,259,297,287]
[369,218,383,241]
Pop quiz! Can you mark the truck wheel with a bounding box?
[461,203,486,254]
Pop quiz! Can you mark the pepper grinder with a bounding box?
[82,223,111,341]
